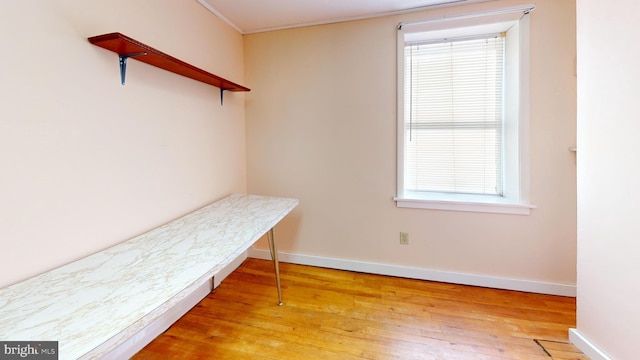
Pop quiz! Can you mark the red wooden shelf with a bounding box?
[88,32,250,95]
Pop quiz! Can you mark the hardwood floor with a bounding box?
[134,258,586,360]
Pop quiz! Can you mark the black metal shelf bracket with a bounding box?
[220,89,227,105]
[119,52,147,85]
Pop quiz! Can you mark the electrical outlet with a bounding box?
[400,232,409,245]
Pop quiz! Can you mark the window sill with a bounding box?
[394,192,535,215]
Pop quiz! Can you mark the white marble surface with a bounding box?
[0,194,298,359]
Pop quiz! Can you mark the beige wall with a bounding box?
[0,0,247,288]
[576,0,640,358]
[245,0,577,288]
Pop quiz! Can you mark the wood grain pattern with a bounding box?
[134,259,582,359]
[535,340,590,360]
[88,33,250,91]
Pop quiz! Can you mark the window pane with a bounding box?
[404,36,504,195]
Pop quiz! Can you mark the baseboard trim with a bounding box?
[569,329,612,360]
[102,279,212,360]
[102,253,247,359]
[249,248,576,297]
[213,252,248,288]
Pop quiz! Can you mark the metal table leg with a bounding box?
[267,227,283,306]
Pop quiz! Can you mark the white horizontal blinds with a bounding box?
[404,34,505,195]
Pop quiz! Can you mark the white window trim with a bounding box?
[395,5,535,215]
[395,192,536,215]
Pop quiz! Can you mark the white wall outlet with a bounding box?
[400,232,409,245]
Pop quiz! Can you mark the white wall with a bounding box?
[245,0,577,292]
[0,0,247,288]
[575,0,640,358]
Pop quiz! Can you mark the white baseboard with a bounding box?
[213,252,248,288]
[102,279,212,360]
[102,252,248,359]
[569,328,612,360]
[248,248,576,297]
[101,248,576,359]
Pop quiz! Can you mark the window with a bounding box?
[395,6,535,215]
[405,35,505,196]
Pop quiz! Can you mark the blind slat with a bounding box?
[404,36,504,195]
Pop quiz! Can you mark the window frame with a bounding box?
[395,6,535,215]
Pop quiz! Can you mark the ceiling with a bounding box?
[196,0,488,34]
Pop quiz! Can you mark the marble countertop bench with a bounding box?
[0,193,298,359]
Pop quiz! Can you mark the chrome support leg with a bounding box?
[267,227,283,306]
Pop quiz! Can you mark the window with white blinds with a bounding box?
[395,6,535,215]
[404,35,505,195]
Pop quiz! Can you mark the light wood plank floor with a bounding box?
[134,258,586,360]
